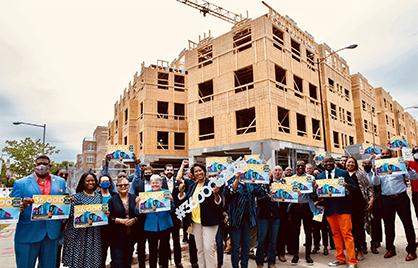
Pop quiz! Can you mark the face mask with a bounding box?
[364,166,372,173]
[414,153,418,160]
[35,164,49,177]
[100,181,111,189]
[144,174,152,181]
[381,155,391,159]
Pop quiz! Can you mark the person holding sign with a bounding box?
[287,161,315,265]
[11,155,67,268]
[178,163,223,268]
[62,172,104,268]
[406,146,418,223]
[376,149,418,261]
[316,156,358,268]
[108,175,139,268]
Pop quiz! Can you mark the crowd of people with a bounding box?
[9,146,418,268]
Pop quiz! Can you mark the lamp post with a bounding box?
[12,121,47,144]
[316,44,358,152]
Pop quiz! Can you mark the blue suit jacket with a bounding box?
[11,174,67,243]
[143,190,173,232]
[316,168,357,216]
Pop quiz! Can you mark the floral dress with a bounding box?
[62,192,103,268]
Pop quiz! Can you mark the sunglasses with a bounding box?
[117,184,129,187]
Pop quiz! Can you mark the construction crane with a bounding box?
[176,0,247,24]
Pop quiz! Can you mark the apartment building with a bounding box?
[107,62,188,166]
[375,88,397,145]
[405,112,418,146]
[75,126,108,171]
[351,73,380,145]
[393,101,408,139]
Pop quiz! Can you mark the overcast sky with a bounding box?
[0,0,417,162]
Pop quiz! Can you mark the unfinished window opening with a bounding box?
[236,107,256,135]
[157,101,169,119]
[306,50,315,70]
[198,45,213,68]
[157,131,169,150]
[174,75,185,91]
[330,103,337,119]
[233,27,252,53]
[124,136,128,146]
[124,108,128,124]
[347,111,353,125]
[309,83,318,101]
[333,131,340,148]
[344,88,350,101]
[157,72,169,89]
[174,103,185,120]
[296,113,307,137]
[293,75,303,98]
[277,106,290,133]
[272,26,284,49]
[174,132,185,150]
[275,65,287,91]
[349,136,354,145]
[198,80,214,103]
[234,66,254,93]
[139,132,143,150]
[199,117,215,141]
[291,39,301,61]
[312,118,321,140]
[328,78,335,92]
[140,102,144,119]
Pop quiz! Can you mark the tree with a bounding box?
[50,160,75,175]
[2,138,59,178]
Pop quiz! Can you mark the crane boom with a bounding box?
[176,0,245,24]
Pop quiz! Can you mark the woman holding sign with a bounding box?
[178,163,223,268]
[108,175,139,268]
[62,172,104,268]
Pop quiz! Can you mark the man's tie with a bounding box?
[328,172,332,179]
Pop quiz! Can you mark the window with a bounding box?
[87,143,94,151]
[86,155,94,163]
[157,101,169,119]
[115,120,119,129]
[349,136,354,145]
[333,131,340,148]
[312,118,321,140]
[174,75,185,91]
[344,88,350,101]
[139,132,143,150]
[234,66,254,93]
[293,75,303,98]
[373,124,377,135]
[157,72,169,90]
[371,107,375,115]
[385,115,389,125]
[384,98,387,108]
[140,102,144,119]
[296,113,306,137]
[124,108,128,124]
[157,132,169,149]
[391,119,395,128]
[277,107,290,133]
[330,103,337,119]
[364,120,369,131]
[236,107,256,135]
[390,103,393,112]
[309,83,317,100]
[347,111,353,125]
[174,132,185,150]
[272,26,284,49]
[174,103,185,120]
[362,100,366,111]
[291,39,301,61]
[199,117,215,140]
[233,27,252,53]
[198,80,214,103]
[306,50,315,70]
[197,45,213,68]
[275,65,287,91]
[328,78,335,92]
[124,136,128,145]
[387,131,390,139]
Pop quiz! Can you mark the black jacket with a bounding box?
[108,193,140,243]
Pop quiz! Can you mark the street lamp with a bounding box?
[315,44,358,152]
[405,105,418,110]
[12,121,47,144]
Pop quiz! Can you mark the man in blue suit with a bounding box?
[11,155,66,268]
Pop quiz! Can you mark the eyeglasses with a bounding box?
[117,184,129,188]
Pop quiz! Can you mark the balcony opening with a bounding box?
[275,65,287,91]
[174,132,185,150]
[157,72,169,90]
[174,75,185,91]
[157,131,169,150]
[333,131,340,148]
[233,27,252,53]
[174,103,185,120]
[291,39,301,61]
[198,45,213,68]
[272,26,284,49]
[312,118,321,140]
[199,117,215,141]
[296,113,307,137]
[277,107,290,133]
[234,65,254,93]
[293,75,303,98]
[198,80,214,103]
[157,101,169,119]
[236,107,256,135]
